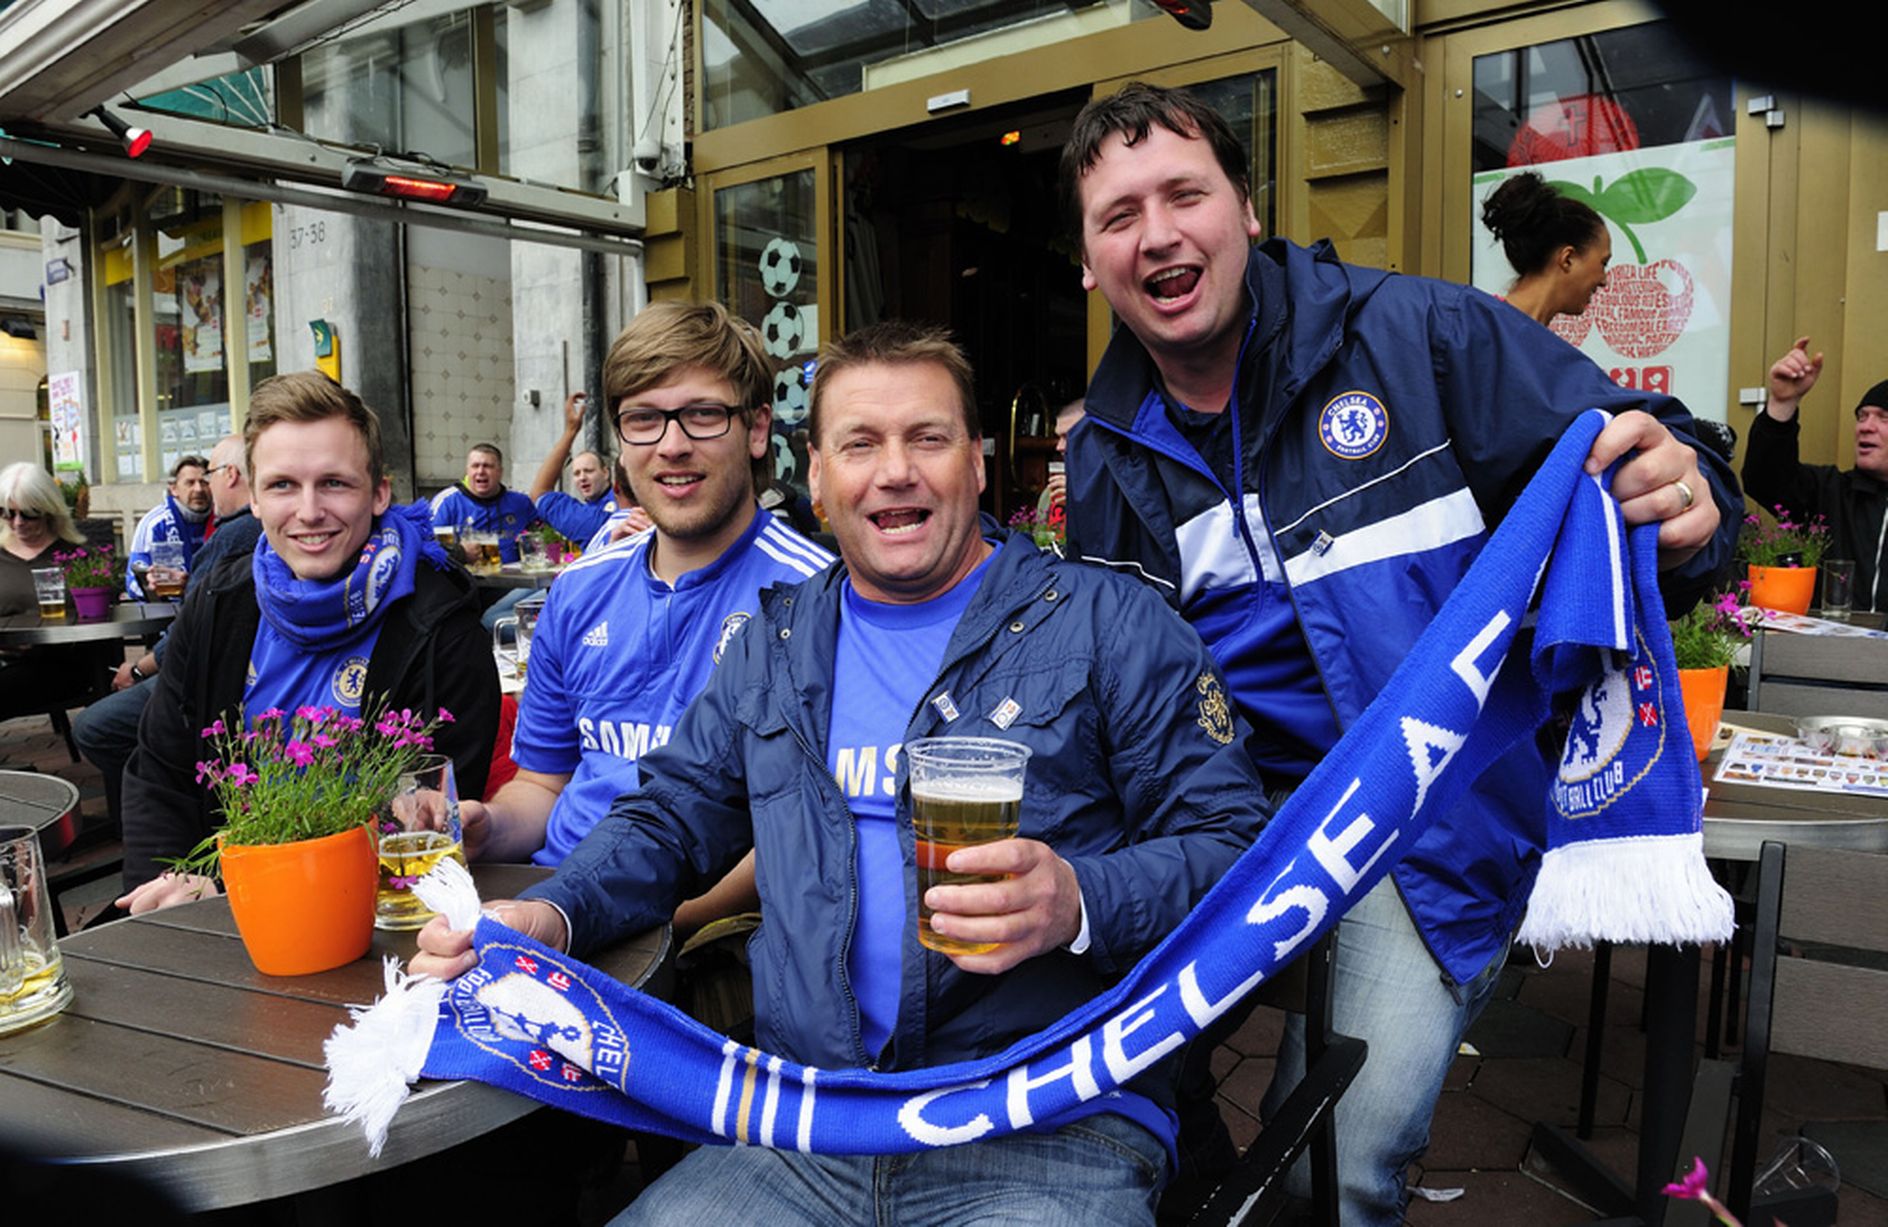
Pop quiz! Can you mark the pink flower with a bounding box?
[436,707,455,724]
[201,718,227,737]
[226,762,260,787]
[1660,1156,1743,1227]
[296,705,324,722]
[311,732,337,749]
[256,707,285,723]
[283,741,315,767]
[194,760,222,784]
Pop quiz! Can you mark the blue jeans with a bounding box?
[481,587,527,633]
[71,680,153,826]
[1261,876,1509,1226]
[611,1113,1166,1226]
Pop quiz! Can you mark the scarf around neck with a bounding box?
[327,410,1731,1157]
[252,502,445,653]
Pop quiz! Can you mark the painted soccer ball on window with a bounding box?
[759,237,802,299]
[772,365,809,426]
[761,301,806,359]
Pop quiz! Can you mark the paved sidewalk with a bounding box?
[6,709,1885,1222]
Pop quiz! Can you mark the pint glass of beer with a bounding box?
[375,755,466,930]
[148,539,188,599]
[30,568,66,620]
[907,737,1030,955]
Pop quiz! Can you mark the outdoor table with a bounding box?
[470,563,564,591]
[1535,707,1888,1223]
[0,601,176,649]
[0,769,81,860]
[0,862,669,1212]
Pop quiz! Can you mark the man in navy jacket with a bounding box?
[1059,82,1739,1223]
[415,323,1271,1224]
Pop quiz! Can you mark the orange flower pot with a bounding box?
[1747,564,1816,615]
[1677,664,1729,762]
[221,825,377,976]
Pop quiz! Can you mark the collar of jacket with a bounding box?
[456,480,511,504]
[758,521,1062,748]
[1084,238,1393,443]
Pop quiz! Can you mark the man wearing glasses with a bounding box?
[458,301,832,889]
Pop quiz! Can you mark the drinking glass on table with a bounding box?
[1,824,73,1035]
[463,529,502,575]
[1821,557,1856,621]
[148,539,187,599]
[517,533,551,573]
[30,567,66,620]
[491,594,544,681]
[376,754,466,931]
[906,737,1031,956]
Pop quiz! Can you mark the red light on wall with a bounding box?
[342,161,490,207]
[92,107,152,158]
[999,130,1021,147]
[1152,0,1212,31]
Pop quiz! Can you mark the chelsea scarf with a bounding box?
[326,409,1732,1156]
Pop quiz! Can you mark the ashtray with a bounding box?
[1794,716,1888,759]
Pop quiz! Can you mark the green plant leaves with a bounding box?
[1550,169,1697,226]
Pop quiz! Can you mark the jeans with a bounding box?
[481,587,527,633]
[611,1112,1166,1227]
[1261,876,1509,1226]
[71,680,153,826]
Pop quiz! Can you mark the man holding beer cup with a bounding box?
[413,323,1270,1223]
[428,442,539,565]
[124,454,213,598]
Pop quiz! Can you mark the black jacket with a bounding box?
[1742,412,1888,611]
[121,548,500,888]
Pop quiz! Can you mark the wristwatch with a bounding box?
[129,661,149,682]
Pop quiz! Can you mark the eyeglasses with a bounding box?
[4,507,43,523]
[616,403,740,446]
[205,462,236,479]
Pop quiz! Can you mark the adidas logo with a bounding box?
[582,621,609,648]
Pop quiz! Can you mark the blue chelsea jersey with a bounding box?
[513,507,834,865]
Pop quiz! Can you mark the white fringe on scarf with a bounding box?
[322,859,487,1156]
[1517,830,1734,951]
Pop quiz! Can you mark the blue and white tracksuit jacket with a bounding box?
[526,529,1272,1118]
[1067,238,1740,985]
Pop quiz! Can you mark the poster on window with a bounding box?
[48,371,85,473]
[180,263,224,374]
[246,255,273,364]
[1471,136,1735,423]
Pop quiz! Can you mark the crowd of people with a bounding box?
[26,77,1888,1225]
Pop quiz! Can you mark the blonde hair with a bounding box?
[0,462,85,550]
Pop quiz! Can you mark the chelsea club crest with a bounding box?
[332,655,370,707]
[714,611,752,664]
[1317,391,1389,460]
[1552,628,1665,819]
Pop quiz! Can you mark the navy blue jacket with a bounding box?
[1068,238,1740,984]
[526,529,1271,1109]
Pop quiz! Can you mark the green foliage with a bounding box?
[1669,588,1764,670]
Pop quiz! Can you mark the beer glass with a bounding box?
[907,737,1030,956]
[517,533,551,572]
[149,539,188,599]
[1,825,73,1035]
[375,755,466,930]
[31,567,66,620]
[463,530,502,574]
[491,594,544,681]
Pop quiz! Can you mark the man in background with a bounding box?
[1742,335,1888,610]
[75,435,261,828]
[528,391,619,547]
[124,454,211,597]
[430,442,539,563]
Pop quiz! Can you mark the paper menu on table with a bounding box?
[1754,608,1888,639]
[1713,730,1888,797]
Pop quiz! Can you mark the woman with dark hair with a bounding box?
[1481,170,1612,328]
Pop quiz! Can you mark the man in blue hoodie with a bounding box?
[1059,82,1740,1223]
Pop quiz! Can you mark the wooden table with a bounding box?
[1702,710,1888,858]
[0,601,175,648]
[0,863,669,1211]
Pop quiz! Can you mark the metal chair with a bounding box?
[1747,627,1888,719]
[1687,840,1888,1225]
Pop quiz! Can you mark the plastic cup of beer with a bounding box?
[1,824,74,1036]
[30,567,66,620]
[908,737,1030,956]
[149,539,188,599]
[517,533,551,573]
[375,754,466,930]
